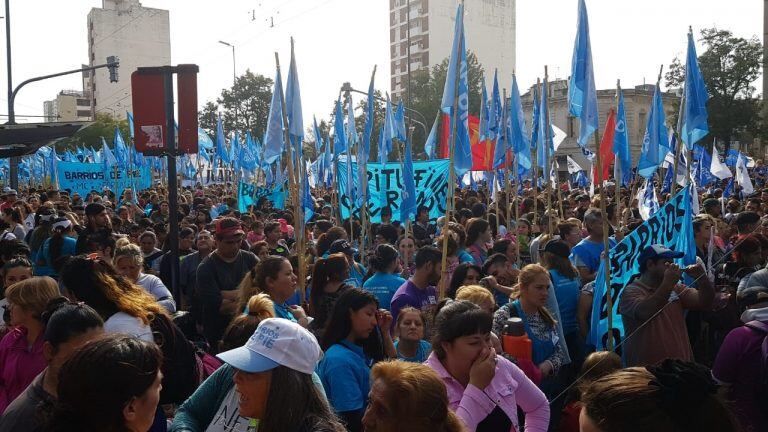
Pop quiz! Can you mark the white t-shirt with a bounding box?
[205,387,250,432]
[104,312,153,342]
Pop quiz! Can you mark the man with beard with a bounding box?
[75,202,113,254]
[390,246,442,336]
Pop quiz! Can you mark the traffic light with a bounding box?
[107,56,120,83]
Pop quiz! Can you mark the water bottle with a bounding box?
[246,419,260,431]
[501,317,532,361]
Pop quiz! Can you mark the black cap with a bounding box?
[543,240,571,259]
[84,202,107,216]
[329,239,356,256]
[703,198,719,209]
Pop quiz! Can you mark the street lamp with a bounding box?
[218,40,237,127]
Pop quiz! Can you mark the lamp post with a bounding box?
[218,40,237,122]
[5,0,17,189]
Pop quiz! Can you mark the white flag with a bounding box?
[637,179,659,220]
[710,145,732,180]
[566,155,583,174]
[736,155,754,196]
[690,171,700,215]
[588,163,595,198]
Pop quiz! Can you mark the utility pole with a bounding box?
[5,0,16,190]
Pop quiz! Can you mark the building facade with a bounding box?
[87,0,171,120]
[43,90,93,123]
[389,0,515,102]
[521,80,680,173]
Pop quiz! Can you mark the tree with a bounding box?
[665,27,763,148]
[59,112,129,150]
[198,69,273,140]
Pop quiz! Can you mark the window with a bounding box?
[77,110,91,118]
[76,98,90,107]
[567,116,574,138]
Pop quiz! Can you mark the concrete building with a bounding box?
[87,0,171,120]
[43,90,93,123]
[389,0,515,101]
[521,79,680,173]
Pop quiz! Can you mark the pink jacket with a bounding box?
[425,352,549,432]
[0,327,46,414]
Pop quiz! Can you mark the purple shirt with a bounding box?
[712,322,768,432]
[390,280,438,337]
[0,327,46,414]
[425,352,550,432]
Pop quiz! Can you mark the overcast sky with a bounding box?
[2,0,764,128]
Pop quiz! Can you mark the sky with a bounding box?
[1,0,764,130]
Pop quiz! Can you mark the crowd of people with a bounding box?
[0,175,762,431]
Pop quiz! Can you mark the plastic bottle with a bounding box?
[501,317,532,361]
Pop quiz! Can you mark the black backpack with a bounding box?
[150,313,201,405]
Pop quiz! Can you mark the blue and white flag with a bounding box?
[394,102,407,142]
[263,69,285,165]
[424,112,439,160]
[479,76,490,141]
[285,39,304,147]
[682,30,709,149]
[363,68,376,159]
[637,85,669,178]
[638,178,659,220]
[709,143,732,180]
[400,136,417,223]
[537,79,555,169]
[509,74,531,170]
[568,0,599,148]
[489,70,502,141]
[333,96,348,157]
[380,95,395,164]
[215,114,230,165]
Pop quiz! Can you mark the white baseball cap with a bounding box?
[216,318,322,375]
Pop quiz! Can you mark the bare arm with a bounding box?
[577,292,593,340]
[628,265,681,323]
[577,266,596,283]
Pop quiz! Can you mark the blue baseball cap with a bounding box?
[638,245,684,265]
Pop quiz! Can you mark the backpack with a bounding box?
[150,313,201,405]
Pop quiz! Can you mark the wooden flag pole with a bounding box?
[671,64,685,197]
[503,88,512,240]
[593,117,614,351]
[543,67,554,235]
[438,0,464,300]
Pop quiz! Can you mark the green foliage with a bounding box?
[665,27,764,146]
[58,112,129,151]
[198,69,274,140]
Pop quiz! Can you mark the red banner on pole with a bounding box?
[131,72,166,156]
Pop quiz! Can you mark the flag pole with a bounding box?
[593,121,614,351]
[615,79,623,230]
[532,78,540,232]
[543,67,554,235]
[275,51,305,303]
[438,0,464,300]
[671,65,686,197]
[503,88,512,239]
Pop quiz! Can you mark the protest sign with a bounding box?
[337,158,450,223]
[56,161,151,197]
[237,181,285,213]
[589,186,696,352]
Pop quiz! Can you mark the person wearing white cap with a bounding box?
[171,318,343,432]
[35,217,76,278]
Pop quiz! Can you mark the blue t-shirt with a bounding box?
[363,272,406,311]
[35,236,77,277]
[394,339,432,363]
[548,269,581,335]
[457,249,475,264]
[346,263,367,289]
[272,301,298,322]
[570,238,616,273]
[317,340,371,413]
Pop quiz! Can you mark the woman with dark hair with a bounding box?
[466,218,492,266]
[309,253,351,336]
[28,208,55,266]
[35,217,77,278]
[236,255,307,325]
[375,224,399,246]
[447,262,482,299]
[60,256,200,410]
[316,227,348,258]
[44,335,163,432]
[363,244,405,309]
[580,360,739,432]
[426,300,549,432]
[317,289,394,432]
[2,208,25,241]
[362,361,465,432]
[396,234,417,278]
[0,298,104,431]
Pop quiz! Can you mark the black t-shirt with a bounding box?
[476,405,512,432]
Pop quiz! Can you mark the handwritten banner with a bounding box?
[589,186,696,351]
[56,161,151,197]
[337,158,450,223]
[237,181,285,213]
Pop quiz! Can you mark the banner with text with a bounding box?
[56,161,152,197]
[589,186,696,352]
[337,158,450,223]
[237,181,285,213]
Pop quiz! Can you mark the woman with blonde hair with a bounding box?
[455,285,496,314]
[0,276,60,412]
[362,361,466,432]
[113,243,176,313]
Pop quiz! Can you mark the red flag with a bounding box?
[593,109,616,184]
[439,113,495,170]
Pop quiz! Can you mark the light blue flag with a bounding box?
[682,30,709,149]
[363,68,376,159]
[394,102,407,142]
[439,3,472,176]
[661,165,674,195]
[530,84,541,162]
[313,115,323,154]
[263,69,285,165]
[568,0,599,148]
[101,137,117,168]
[380,95,395,164]
[509,74,531,170]
[424,112,439,160]
[692,143,715,187]
[723,178,734,198]
[302,176,314,223]
[127,112,135,139]
[400,136,417,223]
[479,76,489,141]
[240,133,257,171]
[285,40,304,144]
[333,97,348,157]
[537,80,555,169]
[198,128,214,150]
[488,70,502,141]
[347,94,358,146]
[323,136,333,187]
[637,85,669,179]
[230,132,240,172]
[113,127,128,167]
[492,97,508,169]
[613,90,632,185]
[215,114,231,165]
